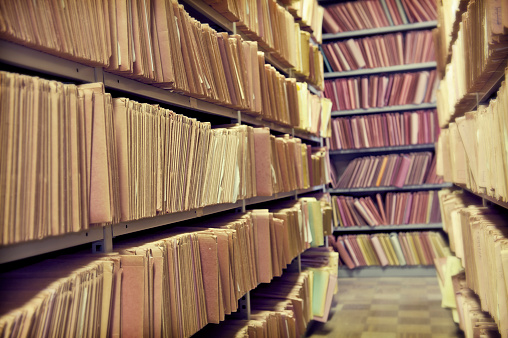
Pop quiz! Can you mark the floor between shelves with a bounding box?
[305,276,463,338]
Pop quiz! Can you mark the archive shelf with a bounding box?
[337,265,437,278]
[324,62,437,79]
[0,40,321,143]
[331,102,437,117]
[329,143,436,156]
[0,185,325,264]
[455,183,508,211]
[333,223,443,233]
[322,21,438,40]
[328,183,453,195]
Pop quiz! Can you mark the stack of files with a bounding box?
[0,72,120,246]
[194,272,313,338]
[295,83,332,136]
[324,70,437,112]
[211,0,300,68]
[458,206,508,337]
[436,74,508,202]
[262,132,312,195]
[330,109,440,150]
[300,247,339,322]
[113,107,258,220]
[323,0,437,34]
[0,0,111,67]
[331,152,442,189]
[0,256,120,338]
[0,0,327,126]
[322,30,435,73]
[0,71,323,246]
[330,231,451,268]
[0,207,319,337]
[292,30,324,89]
[434,0,469,75]
[434,255,463,322]
[288,0,325,43]
[437,189,478,256]
[436,1,508,126]
[452,272,502,338]
[331,190,442,228]
[310,147,331,187]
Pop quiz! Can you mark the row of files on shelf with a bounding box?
[0,71,331,246]
[0,201,337,338]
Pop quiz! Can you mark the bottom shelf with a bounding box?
[338,265,436,278]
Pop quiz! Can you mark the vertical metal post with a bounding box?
[238,291,251,320]
[297,254,302,273]
[93,225,113,253]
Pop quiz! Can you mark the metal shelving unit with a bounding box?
[333,223,443,232]
[323,21,438,40]
[328,183,453,195]
[324,62,437,79]
[329,144,436,156]
[331,103,437,117]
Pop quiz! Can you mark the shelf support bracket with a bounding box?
[238,291,251,320]
[92,225,113,253]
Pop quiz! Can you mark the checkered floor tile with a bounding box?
[305,277,463,338]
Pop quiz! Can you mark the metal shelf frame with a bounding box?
[331,103,437,117]
[323,21,438,40]
[0,186,324,264]
[329,144,436,156]
[328,183,453,194]
[324,62,437,79]
[333,223,443,233]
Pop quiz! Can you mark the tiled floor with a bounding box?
[306,277,464,338]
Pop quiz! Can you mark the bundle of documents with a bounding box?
[436,189,478,254]
[436,70,508,202]
[322,30,435,73]
[194,272,313,338]
[0,0,110,67]
[288,0,325,43]
[331,231,450,269]
[0,70,325,245]
[324,70,437,112]
[332,190,442,227]
[451,272,502,337]
[0,72,120,245]
[456,206,508,337]
[436,0,508,126]
[0,257,119,338]
[330,109,440,150]
[323,0,437,34]
[0,204,326,337]
[331,152,442,189]
[300,247,339,322]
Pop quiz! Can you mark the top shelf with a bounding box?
[0,40,321,143]
[323,21,438,40]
